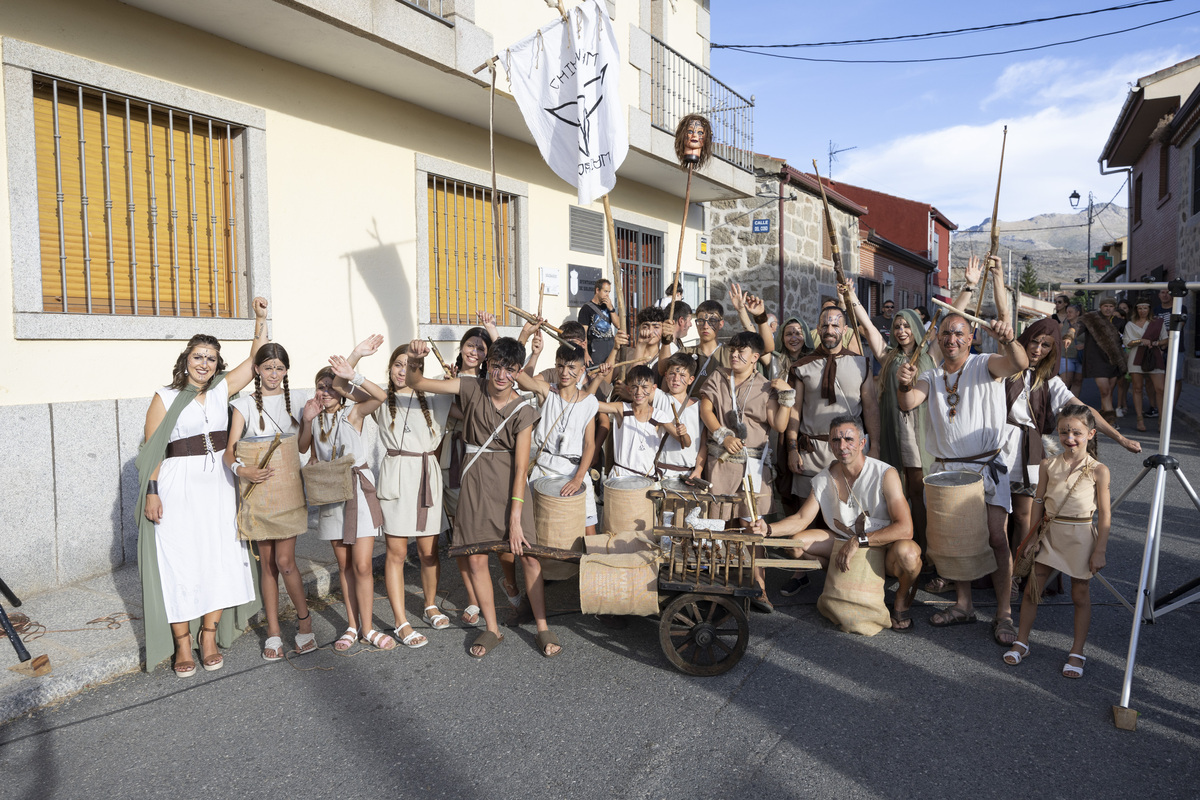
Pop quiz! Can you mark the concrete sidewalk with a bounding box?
[0,531,385,724]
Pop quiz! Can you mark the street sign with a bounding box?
[1092,252,1112,272]
[752,218,770,233]
[696,233,710,261]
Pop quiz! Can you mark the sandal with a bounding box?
[924,576,955,594]
[535,629,563,658]
[1003,641,1030,666]
[173,632,196,678]
[422,605,451,630]
[262,635,285,662]
[394,622,428,649]
[334,627,358,652]
[469,630,504,659]
[198,624,224,672]
[992,617,1018,647]
[1062,653,1086,679]
[294,611,317,655]
[460,605,483,627]
[890,610,914,632]
[362,629,397,650]
[500,579,525,608]
[929,607,977,627]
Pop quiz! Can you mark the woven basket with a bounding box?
[235,435,308,541]
[924,470,996,581]
[816,542,891,636]
[601,475,656,534]
[531,476,586,580]
[579,550,660,617]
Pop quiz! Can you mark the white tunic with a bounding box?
[154,382,256,623]
[655,394,702,472]
[530,388,600,525]
[230,390,305,437]
[609,403,669,478]
[372,392,453,536]
[312,409,381,541]
[920,353,1017,511]
[811,457,895,539]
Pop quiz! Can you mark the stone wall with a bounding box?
[3,393,386,598]
[705,170,858,330]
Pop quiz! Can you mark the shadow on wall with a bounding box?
[342,219,416,355]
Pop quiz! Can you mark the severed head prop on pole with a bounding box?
[667,114,712,334]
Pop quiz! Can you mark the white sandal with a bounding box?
[334,627,358,651]
[362,629,397,650]
[422,605,451,630]
[501,579,525,608]
[294,610,316,655]
[262,635,285,662]
[1002,641,1029,666]
[1062,653,1086,678]
[461,604,483,627]
[394,622,429,649]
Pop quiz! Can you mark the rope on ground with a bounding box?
[8,612,139,642]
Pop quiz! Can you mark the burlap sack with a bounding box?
[816,542,891,636]
[584,530,655,555]
[301,453,355,506]
[532,476,586,580]
[924,470,997,581]
[235,436,308,541]
[579,551,660,617]
[601,476,656,534]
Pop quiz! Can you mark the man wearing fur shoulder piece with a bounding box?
[753,415,921,631]
[786,306,880,500]
[1079,297,1127,427]
[897,304,1027,645]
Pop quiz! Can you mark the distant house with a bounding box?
[812,180,957,308]
[1168,77,1200,364]
[1099,55,1200,283]
[857,230,936,317]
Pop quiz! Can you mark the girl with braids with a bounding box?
[137,298,268,676]
[224,343,315,661]
[298,362,392,651]
[339,336,454,645]
[1005,405,1110,680]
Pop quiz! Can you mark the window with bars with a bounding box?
[32,76,242,317]
[427,175,516,325]
[615,222,664,330]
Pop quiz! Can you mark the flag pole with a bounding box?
[602,193,627,379]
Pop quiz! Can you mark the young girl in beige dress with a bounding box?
[1004,405,1111,678]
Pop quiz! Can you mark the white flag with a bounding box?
[502,0,628,206]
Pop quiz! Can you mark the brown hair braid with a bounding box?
[253,373,266,430]
[282,374,297,427]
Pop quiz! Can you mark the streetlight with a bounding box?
[1069,189,1095,285]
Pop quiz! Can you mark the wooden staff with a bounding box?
[425,337,453,377]
[742,475,759,524]
[669,401,692,448]
[907,308,943,368]
[973,125,1008,323]
[505,305,571,347]
[242,432,281,500]
[931,297,993,329]
[601,194,628,380]
[667,163,695,328]
[448,540,583,562]
[811,160,864,356]
[586,356,646,374]
[538,282,545,319]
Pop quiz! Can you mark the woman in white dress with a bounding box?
[298,363,393,651]
[224,342,315,662]
[1122,298,1167,432]
[337,338,453,646]
[141,297,269,677]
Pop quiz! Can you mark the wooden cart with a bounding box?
[650,486,819,676]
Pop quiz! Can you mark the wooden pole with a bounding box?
[426,337,453,377]
[667,164,695,327]
[973,125,1009,324]
[811,160,864,357]
[601,194,628,381]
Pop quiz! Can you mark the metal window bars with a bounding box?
[428,175,517,326]
[397,0,447,20]
[650,37,754,174]
[34,76,240,317]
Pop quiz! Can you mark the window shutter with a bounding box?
[569,205,605,255]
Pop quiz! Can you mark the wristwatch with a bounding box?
[856,534,869,547]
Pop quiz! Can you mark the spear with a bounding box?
[425,337,453,377]
[811,160,864,356]
[972,125,1008,324]
[505,304,571,347]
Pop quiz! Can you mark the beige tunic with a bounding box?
[792,353,868,497]
[453,377,540,546]
[372,392,453,537]
[811,457,895,539]
[700,369,777,516]
[1035,454,1099,580]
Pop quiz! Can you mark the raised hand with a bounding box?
[328,354,355,380]
[745,294,766,317]
[407,339,431,360]
[530,329,544,355]
[987,319,1015,343]
[897,362,918,387]
[351,334,384,360]
[728,282,745,310]
[302,396,323,423]
[964,255,983,287]
[253,296,268,318]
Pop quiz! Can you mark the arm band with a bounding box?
[146,480,159,496]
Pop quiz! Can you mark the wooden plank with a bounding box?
[758,558,822,570]
[651,527,764,544]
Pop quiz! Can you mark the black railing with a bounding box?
[650,37,754,173]
[397,0,449,21]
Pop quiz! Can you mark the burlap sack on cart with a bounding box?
[816,541,891,636]
[584,530,656,555]
[579,550,659,617]
[235,436,308,541]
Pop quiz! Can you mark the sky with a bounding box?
[708,0,1200,229]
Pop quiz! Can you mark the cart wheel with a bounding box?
[658,593,749,676]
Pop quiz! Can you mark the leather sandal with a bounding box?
[535,629,563,658]
[173,632,196,678]
[294,610,317,655]
[198,624,224,672]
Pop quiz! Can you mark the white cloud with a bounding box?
[839,49,1192,227]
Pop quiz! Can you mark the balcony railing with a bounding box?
[397,0,449,21]
[650,37,754,173]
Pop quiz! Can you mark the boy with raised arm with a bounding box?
[405,337,562,659]
[517,343,600,535]
[654,353,706,482]
[597,365,681,479]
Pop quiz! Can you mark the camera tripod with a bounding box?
[0,575,32,663]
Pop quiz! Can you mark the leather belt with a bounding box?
[165,430,228,459]
[387,448,439,531]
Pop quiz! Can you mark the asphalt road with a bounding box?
[2,395,1199,799]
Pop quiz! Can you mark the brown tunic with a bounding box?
[452,377,541,546]
[677,343,732,396]
[792,352,868,497]
[700,368,777,517]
